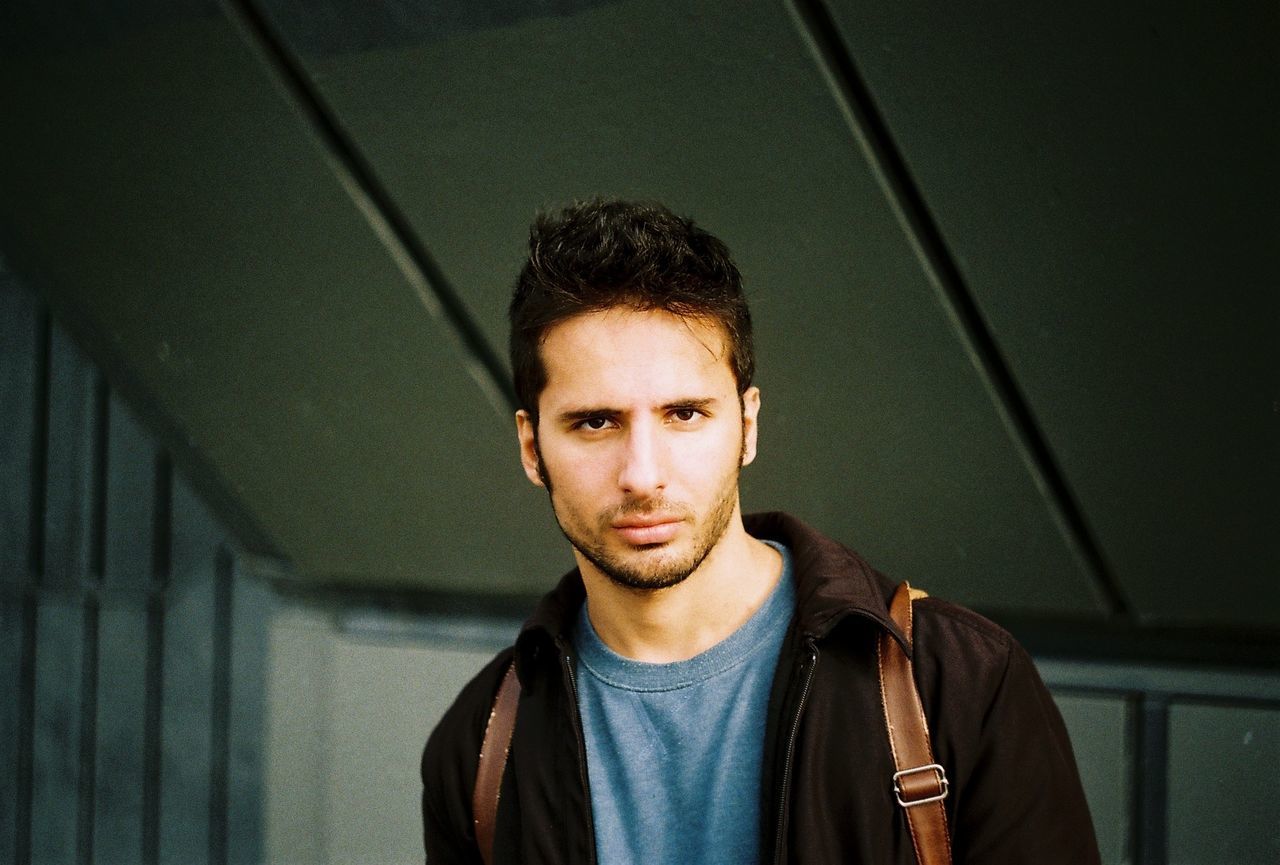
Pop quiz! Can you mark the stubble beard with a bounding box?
[536,437,745,593]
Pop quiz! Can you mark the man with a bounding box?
[422,199,1099,864]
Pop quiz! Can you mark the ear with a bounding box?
[740,386,761,467]
[516,410,546,488]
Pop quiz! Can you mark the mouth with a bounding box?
[610,516,684,546]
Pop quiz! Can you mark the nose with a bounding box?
[617,421,665,497]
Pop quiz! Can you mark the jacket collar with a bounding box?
[746,512,904,645]
[514,511,908,674]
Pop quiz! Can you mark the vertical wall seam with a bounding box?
[1125,692,1142,865]
[88,376,109,584]
[141,593,164,865]
[1134,694,1169,865]
[29,307,50,586]
[208,546,235,865]
[151,456,172,592]
[784,0,1131,619]
[14,596,37,865]
[142,453,171,865]
[76,601,99,865]
[14,305,54,865]
[77,373,109,865]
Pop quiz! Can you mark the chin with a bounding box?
[589,544,707,592]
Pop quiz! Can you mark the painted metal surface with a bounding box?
[0,6,570,594]
[0,0,1275,627]
[0,279,267,865]
[823,0,1280,624]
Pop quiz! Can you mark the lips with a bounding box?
[611,516,683,546]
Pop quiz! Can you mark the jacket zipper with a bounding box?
[773,638,820,865]
[558,640,597,865]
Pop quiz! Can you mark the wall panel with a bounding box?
[1,267,268,865]
[0,600,23,864]
[0,267,37,865]
[93,606,149,865]
[157,540,216,865]
[30,601,85,865]
[1055,693,1132,864]
[0,268,37,584]
[40,327,97,592]
[1168,703,1280,863]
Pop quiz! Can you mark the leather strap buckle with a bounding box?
[893,763,950,808]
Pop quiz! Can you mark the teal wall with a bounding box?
[1,273,270,865]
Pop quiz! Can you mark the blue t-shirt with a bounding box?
[571,542,796,865]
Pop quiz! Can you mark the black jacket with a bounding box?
[422,512,1100,864]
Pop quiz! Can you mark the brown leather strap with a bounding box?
[473,661,521,865]
[878,583,952,865]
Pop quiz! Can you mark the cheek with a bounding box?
[541,447,610,495]
[676,430,745,477]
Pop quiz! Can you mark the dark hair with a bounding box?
[509,199,754,420]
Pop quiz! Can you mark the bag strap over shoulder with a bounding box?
[878,582,953,865]
[473,660,521,865]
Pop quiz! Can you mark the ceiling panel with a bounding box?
[825,0,1279,626]
[9,0,1257,625]
[0,6,572,593]
[256,0,1106,615]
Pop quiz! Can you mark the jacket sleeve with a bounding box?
[421,650,514,865]
[950,638,1101,864]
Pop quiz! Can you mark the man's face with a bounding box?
[516,308,760,591]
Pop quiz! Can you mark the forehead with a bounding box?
[537,309,733,405]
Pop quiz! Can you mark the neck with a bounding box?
[577,510,783,663]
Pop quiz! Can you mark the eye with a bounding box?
[670,407,702,423]
[571,416,615,432]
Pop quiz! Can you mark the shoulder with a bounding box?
[907,596,1046,715]
[906,596,1068,762]
[912,595,1016,663]
[423,646,515,772]
[907,600,1099,861]
[420,648,517,862]
[420,647,516,811]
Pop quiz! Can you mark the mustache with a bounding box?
[601,499,693,522]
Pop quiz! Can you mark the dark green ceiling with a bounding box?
[1,1,1275,627]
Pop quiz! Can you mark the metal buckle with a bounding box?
[893,763,949,808]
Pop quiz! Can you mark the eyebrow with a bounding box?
[663,397,718,412]
[554,397,719,425]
